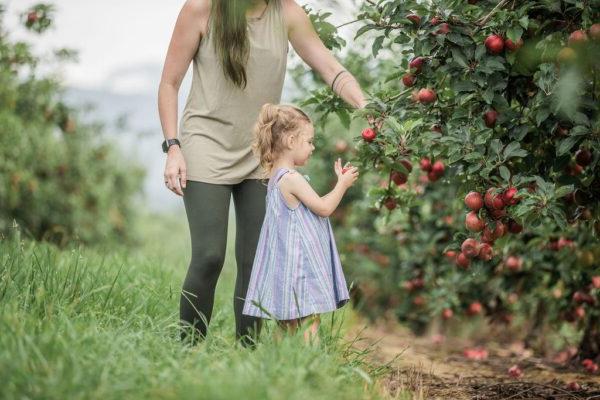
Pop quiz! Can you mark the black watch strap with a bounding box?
[162,138,180,153]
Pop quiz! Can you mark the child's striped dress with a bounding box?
[242,167,350,321]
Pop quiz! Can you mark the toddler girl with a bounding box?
[242,103,359,344]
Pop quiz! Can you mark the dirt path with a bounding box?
[345,315,600,399]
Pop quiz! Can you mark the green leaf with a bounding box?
[354,24,374,40]
[556,136,579,156]
[464,152,482,161]
[482,87,495,104]
[519,16,529,29]
[499,165,511,181]
[535,108,551,126]
[335,109,351,129]
[503,141,521,158]
[555,185,574,198]
[490,139,502,156]
[372,35,384,58]
[451,48,469,68]
[506,26,523,42]
[453,80,477,92]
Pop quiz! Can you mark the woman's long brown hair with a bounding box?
[208,0,277,90]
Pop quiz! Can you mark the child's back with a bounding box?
[242,167,350,321]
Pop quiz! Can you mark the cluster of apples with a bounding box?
[401,56,437,105]
[419,157,445,182]
[484,33,524,55]
[582,359,599,374]
[558,24,600,63]
[405,13,451,36]
[449,187,523,269]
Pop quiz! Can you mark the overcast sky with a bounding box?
[4,0,359,94]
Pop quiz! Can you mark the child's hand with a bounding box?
[335,158,359,189]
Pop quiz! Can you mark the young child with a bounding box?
[242,103,359,344]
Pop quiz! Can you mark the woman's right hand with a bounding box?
[164,146,187,196]
[334,158,359,189]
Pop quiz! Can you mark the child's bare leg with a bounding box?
[301,314,321,344]
[275,319,298,341]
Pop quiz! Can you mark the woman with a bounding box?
[157,0,370,347]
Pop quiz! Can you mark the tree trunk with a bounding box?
[578,313,600,360]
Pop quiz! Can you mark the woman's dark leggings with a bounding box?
[179,178,267,347]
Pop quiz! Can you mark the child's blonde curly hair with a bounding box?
[252,103,312,181]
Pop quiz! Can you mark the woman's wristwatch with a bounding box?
[162,138,181,153]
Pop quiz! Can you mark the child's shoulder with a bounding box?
[278,169,310,190]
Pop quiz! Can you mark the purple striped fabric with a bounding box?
[242,167,350,320]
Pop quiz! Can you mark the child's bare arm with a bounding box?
[281,165,358,217]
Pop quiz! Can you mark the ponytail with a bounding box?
[251,103,311,180]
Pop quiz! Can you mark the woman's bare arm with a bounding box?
[283,0,368,109]
[158,0,207,195]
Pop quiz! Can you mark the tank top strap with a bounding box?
[268,167,291,190]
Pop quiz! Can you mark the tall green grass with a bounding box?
[0,210,393,399]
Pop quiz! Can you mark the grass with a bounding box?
[0,207,395,400]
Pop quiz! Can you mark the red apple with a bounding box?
[590,24,600,41]
[478,243,494,261]
[481,227,495,244]
[400,159,413,173]
[566,381,581,391]
[505,256,522,272]
[507,219,523,234]
[502,187,519,205]
[456,252,471,268]
[574,306,586,319]
[485,34,504,54]
[407,14,421,25]
[391,171,408,185]
[461,238,480,258]
[427,170,440,182]
[430,16,441,25]
[493,221,507,238]
[483,109,498,128]
[413,295,425,306]
[445,250,457,259]
[465,211,484,232]
[489,208,507,220]
[575,149,592,167]
[409,57,425,72]
[508,365,523,379]
[582,359,594,368]
[586,362,599,374]
[384,197,397,210]
[431,160,445,176]
[27,11,39,24]
[568,30,588,46]
[402,73,416,87]
[420,157,432,171]
[435,23,450,35]
[417,88,437,104]
[442,308,453,320]
[484,188,504,210]
[505,38,523,51]
[361,127,376,142]
[592,276,600,289]
[465,191,483,211]
[468,301,482,315]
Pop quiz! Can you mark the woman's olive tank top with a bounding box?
[178,0,288,184]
